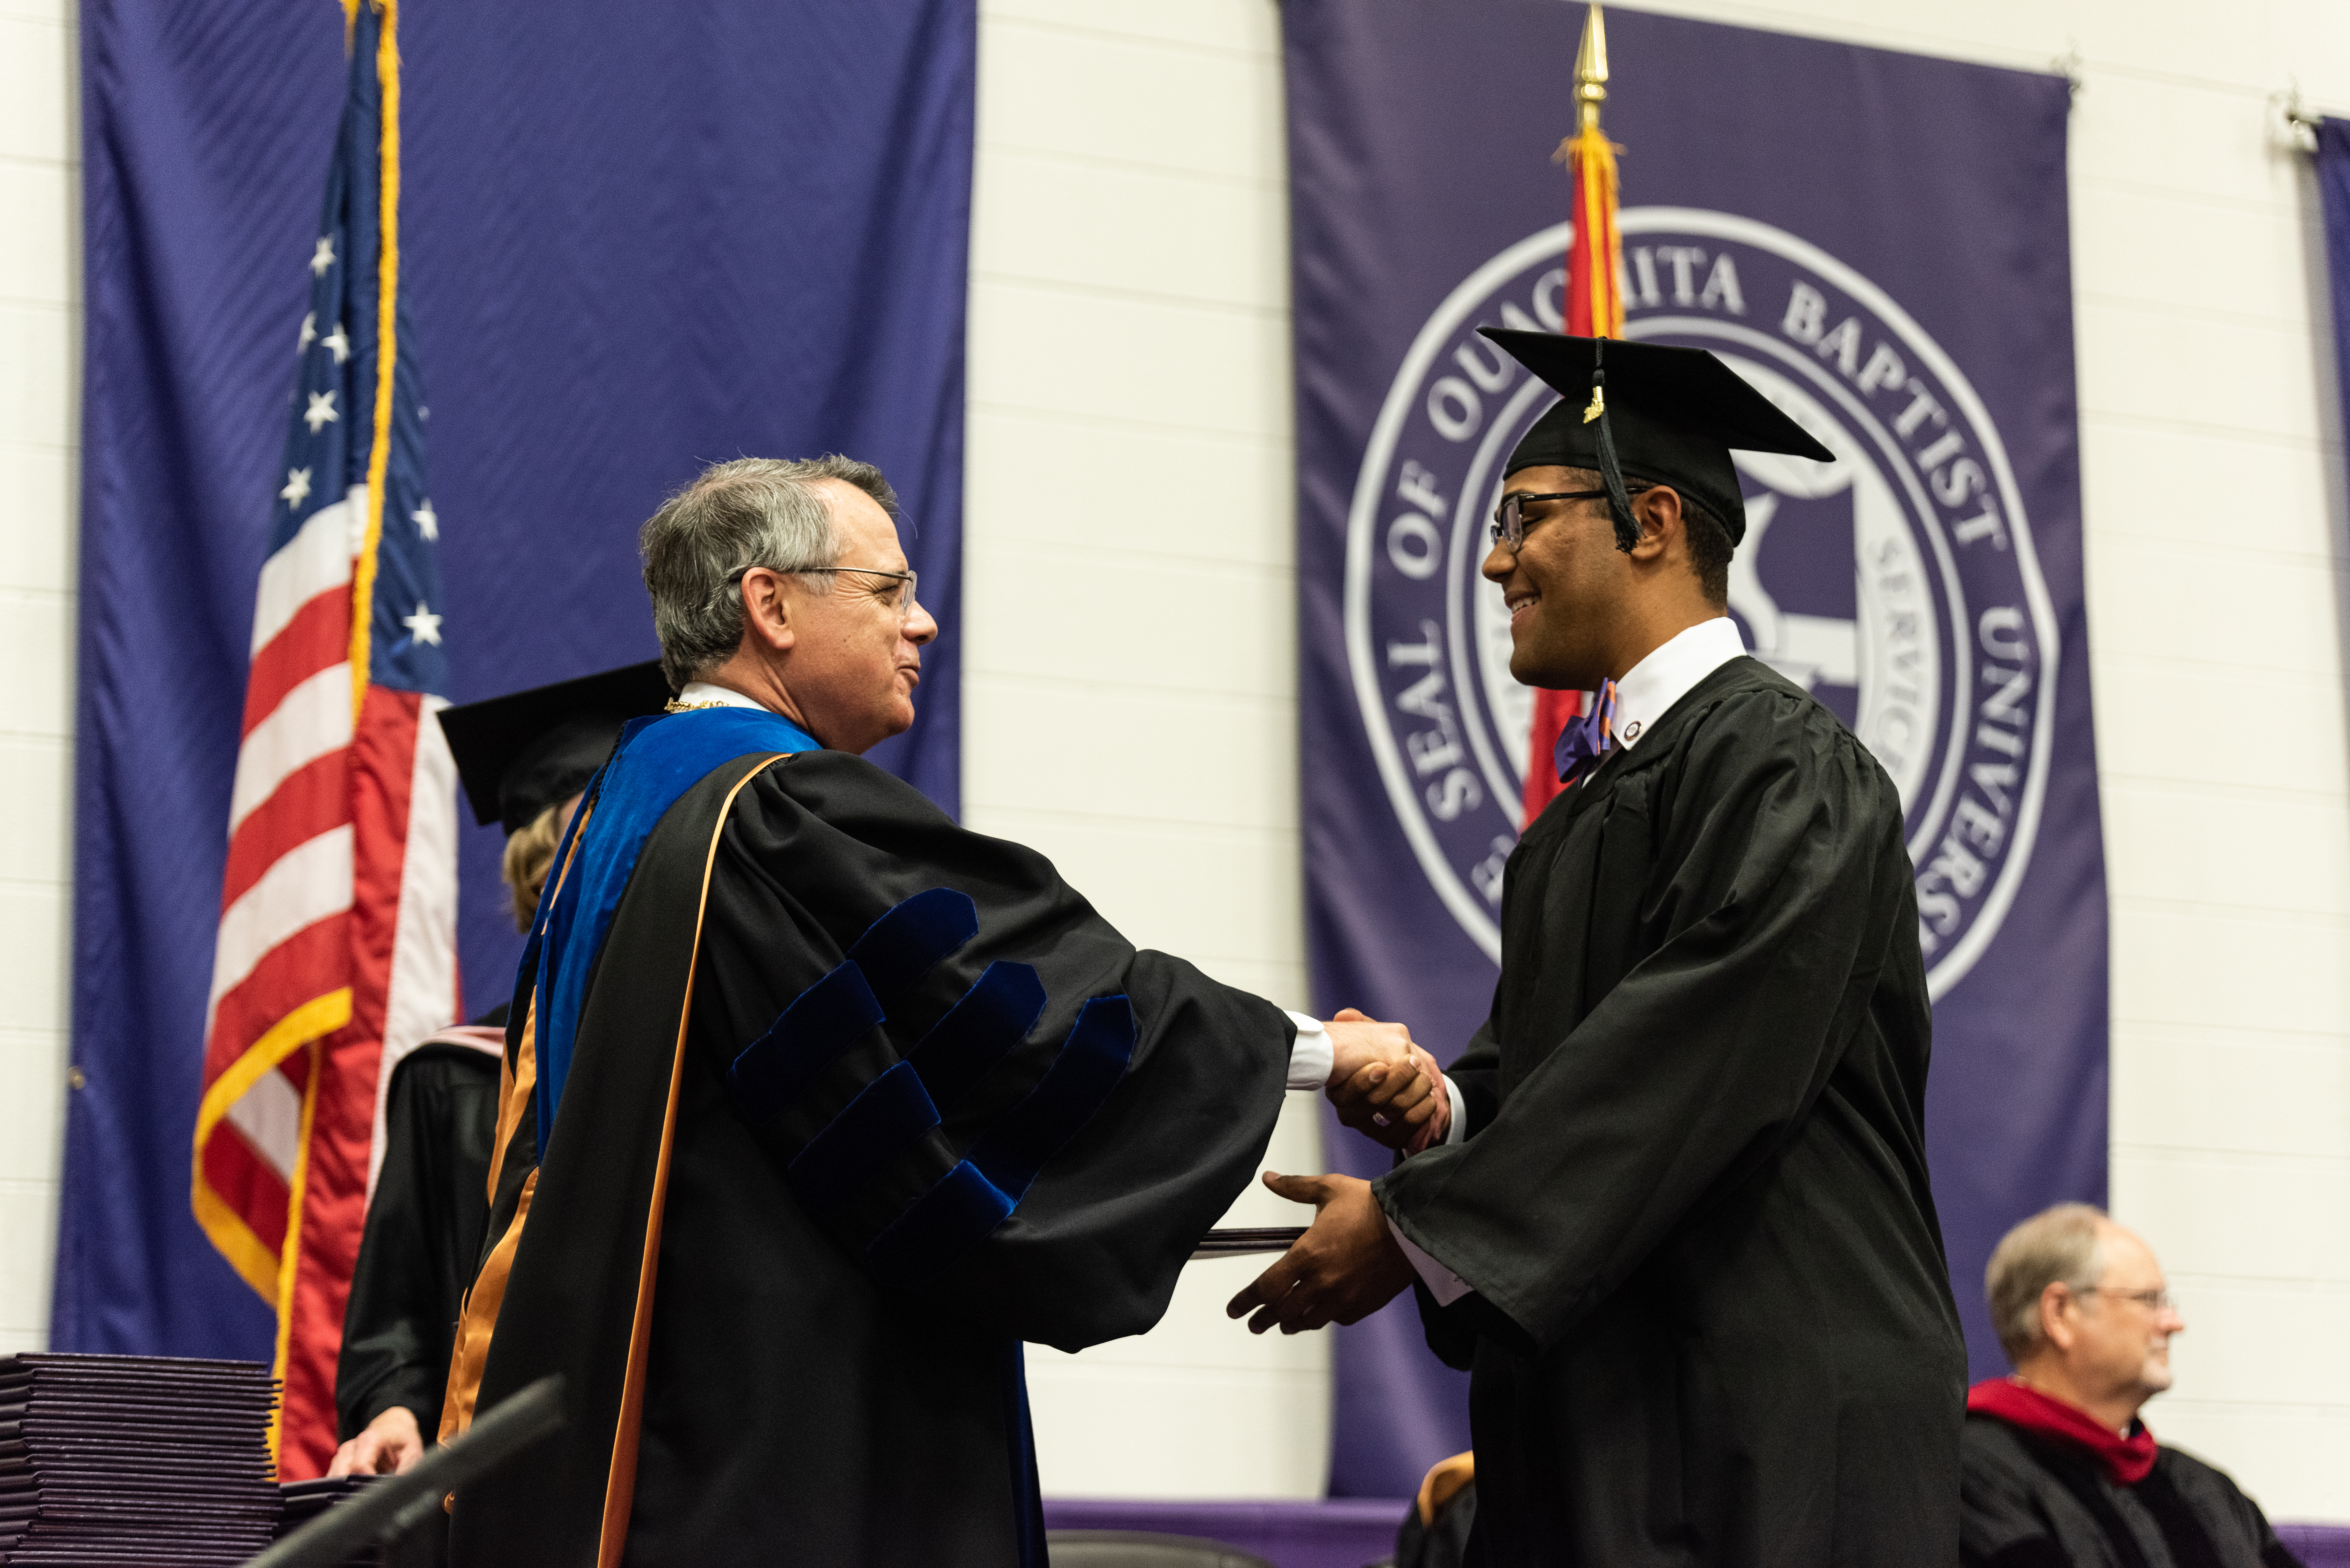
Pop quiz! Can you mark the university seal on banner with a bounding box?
[1344,208,2061,997]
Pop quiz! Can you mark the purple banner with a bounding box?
[2318,119,2350,450]
[1286,2,2106,1497]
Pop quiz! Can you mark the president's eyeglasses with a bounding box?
[730,563,921,626]
[825,566,919,625]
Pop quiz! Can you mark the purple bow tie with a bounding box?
[1552,680,1620,785]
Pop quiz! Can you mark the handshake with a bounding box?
[1208,1008,1448,1340]
[1319,1007,1449,1153]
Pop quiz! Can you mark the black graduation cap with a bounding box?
[1483,329,1834,551]
[437,661,673,834]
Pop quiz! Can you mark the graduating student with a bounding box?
[330,662,670,1477]
[1230,333,1969,1566]
[438,458,1436,1568]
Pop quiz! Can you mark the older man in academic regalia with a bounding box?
[1230,333,1969,1567]
[439,457,1438,1568]
[1964,1204,2298,1568]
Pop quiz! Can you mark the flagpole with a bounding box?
[350,0,400,717]
[1520,3,1624,826]
[1573,1,1606,133]
[1559,4,1623,344]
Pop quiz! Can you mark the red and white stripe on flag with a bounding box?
[191,483,460,1474]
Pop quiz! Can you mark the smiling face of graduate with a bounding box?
[1483,465,1709,691]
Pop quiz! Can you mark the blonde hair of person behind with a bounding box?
[501,802,566,932]
[1985,1201,2109,1365]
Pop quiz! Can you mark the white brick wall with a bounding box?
[10,0,2350,1519]
[962,0,1330,1499]
[0,0,77,1360]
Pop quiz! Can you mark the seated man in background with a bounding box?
[1963,1202,2302,1568]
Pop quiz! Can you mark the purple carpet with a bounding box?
[2282,1524,2350,1568]
[1043,1499,1406,1568]
[1045,1499,2350,1568]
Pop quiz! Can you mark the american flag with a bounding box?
[190,0,459,1476]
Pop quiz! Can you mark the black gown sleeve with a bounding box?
[1414,1022,1502,1371]
[691,752,1298,1352]
[1373,693,1910,1352]
[334,1048,501,1439]
[936,949,1297,1349]
[2218,1462,2308,1568]
[1443,1020,1502,1139]
[2152,1447,2307,1568]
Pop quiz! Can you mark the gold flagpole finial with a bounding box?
[1574,4,1609,132]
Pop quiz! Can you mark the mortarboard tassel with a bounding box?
[1582,337,1641,554]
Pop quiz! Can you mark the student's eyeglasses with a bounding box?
[1490,485,1651,551]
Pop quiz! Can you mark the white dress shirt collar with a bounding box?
[676,679,770,713]
[1612,616,1747,750]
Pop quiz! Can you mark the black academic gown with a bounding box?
[447,747,1292,1568]
[1961,1415,2303,1568]
[1376,655,1968,1567]
[334,1032,503,1442]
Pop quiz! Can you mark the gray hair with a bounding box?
[638,456,898,690]
[1985,1202,2109,1364]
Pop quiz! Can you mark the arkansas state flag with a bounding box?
[1517,39,1623,826]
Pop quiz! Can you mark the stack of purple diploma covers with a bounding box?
[0,1353,283,1565]
[277,1475,383,1564]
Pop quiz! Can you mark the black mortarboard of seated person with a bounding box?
[1485,328,1835,550]
[438,660,674,834]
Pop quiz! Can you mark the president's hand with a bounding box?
[327,1403,424,1477]
[1224,1171,1417,1334]
[1325,1007,1441,1150]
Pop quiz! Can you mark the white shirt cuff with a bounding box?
[1284,1011,1331,1090]
[1387,1214,1472,1306]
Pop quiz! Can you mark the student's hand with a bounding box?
[1224,1171,1417,1333]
